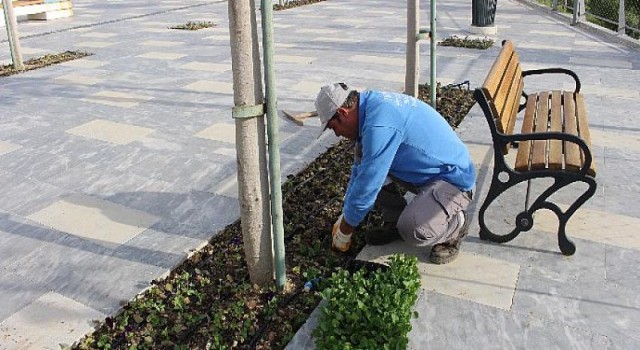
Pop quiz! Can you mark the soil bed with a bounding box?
[438,35,494,49]
[74,85,475,350]
[169,21,217,30]
[0,51,92,78]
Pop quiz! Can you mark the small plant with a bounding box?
[169,21,217,30]
[0,51,92,78]
[314,254,421,350]
[438,35,494,49]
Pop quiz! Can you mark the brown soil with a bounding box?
[0,51,92,78]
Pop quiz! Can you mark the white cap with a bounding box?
[314,83,354,137]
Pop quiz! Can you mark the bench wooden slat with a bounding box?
[563,91,581,173]
[576,93,596,176]
[494,52,521,133]
[483,41,515,101]
[549,91,563,170]
[514,94,538,171]
[504,70,524,135]
[531,91,549,170]
[10,0,44,7]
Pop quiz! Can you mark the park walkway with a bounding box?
[0,0,639,348]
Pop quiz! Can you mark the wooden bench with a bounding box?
[0,0,73,26]
[474,40,597,256]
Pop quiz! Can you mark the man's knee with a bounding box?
[396,180,471,245]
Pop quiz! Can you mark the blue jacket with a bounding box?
[342,90,476,227]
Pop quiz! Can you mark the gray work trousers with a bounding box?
[375,179,472,246]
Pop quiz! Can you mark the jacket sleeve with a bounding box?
[342,125,403,226]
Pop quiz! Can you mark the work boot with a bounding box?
[429,211,469,264]
[364,222,401,245]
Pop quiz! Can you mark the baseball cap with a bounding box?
[315,83,354,137]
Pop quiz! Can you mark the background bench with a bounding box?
[0,0,72,26]
[474,40,597,256]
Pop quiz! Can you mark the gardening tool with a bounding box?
[282,110,318,126]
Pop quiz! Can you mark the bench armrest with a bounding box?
[496,131,593,176]
[522,68,581,94]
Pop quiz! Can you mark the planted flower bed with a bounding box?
[0,50,92,78]
[438,35,494,49]
[73,86,475,350]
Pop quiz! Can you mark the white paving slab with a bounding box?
[76,41,115,48]
[590,129,640,151]
[179,62,231,72]
[0,141,22,156]
[136,51,187,60]
[535,206,640,251]
[26,194,159,246]
[66,119,155,145]
[59,59,109,69]
[357,241,521,310]
[183,80,234,94]
[140,40,184,47]
[83,90,153,108]
[0,292,105,350]
[54,73,104,85]
[275,55,316,64]
[194,122,236,143]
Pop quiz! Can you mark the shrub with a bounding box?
[314,254,421,350]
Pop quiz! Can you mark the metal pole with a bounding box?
[2,0,24,70]
[260,0,287,290]
[430,0,437,108]
[405,0,419,97]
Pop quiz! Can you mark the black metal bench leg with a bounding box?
[557,176,597,255]
[532,176,597,255]
[557,219,576,255]
[479,172,525,243]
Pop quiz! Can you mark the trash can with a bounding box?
[472,0,497,27]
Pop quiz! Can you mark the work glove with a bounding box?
[332,214,354,252]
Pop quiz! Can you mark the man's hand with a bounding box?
[332,214,354,252]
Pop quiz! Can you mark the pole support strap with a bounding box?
[232,103,265,119]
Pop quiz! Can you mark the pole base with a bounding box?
[469,24,497,35]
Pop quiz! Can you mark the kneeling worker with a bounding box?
[315,83,476,264]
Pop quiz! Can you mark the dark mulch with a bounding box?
[0,51,92,78]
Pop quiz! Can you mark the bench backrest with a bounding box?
[479,41,524,152]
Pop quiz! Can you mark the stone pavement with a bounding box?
[0,0,639,349]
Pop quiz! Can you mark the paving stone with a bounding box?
[0,271,48,322]
[66,119,155,145]
[0,292,105,350]
[82,90,153,108]
[26,194,159,246]
[0,141,21,156]
[409,292,611,349]
[7,237,167,314]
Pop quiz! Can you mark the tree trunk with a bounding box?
[228,0,273,285]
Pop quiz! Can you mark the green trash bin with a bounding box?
[472,0,497,27]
